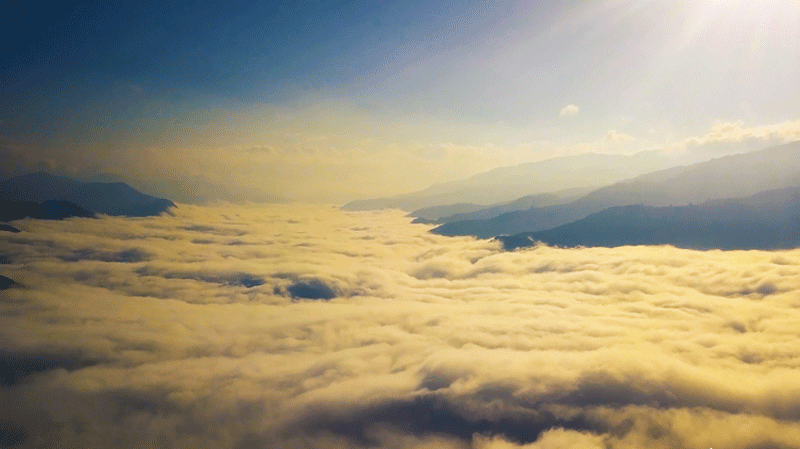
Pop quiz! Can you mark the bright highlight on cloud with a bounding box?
[683,119,800,147]
[559,104,579,116]
[603,130,635,142]
[2,204,800,448]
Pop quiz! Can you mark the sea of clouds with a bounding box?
[2,203,800,448]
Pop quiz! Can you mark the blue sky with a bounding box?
[2,0,800,201]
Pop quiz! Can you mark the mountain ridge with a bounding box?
[431,140,800,238]
[497,186,800,251]
[342,150,678,212]
[0,172,176,220]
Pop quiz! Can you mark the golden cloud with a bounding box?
[2,205,800,448]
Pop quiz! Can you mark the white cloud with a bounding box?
[559,104,579,116]
[2,205,800,448]
[603,129,636,142]
[681,119,800,149]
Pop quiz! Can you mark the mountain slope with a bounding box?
[0,172,176,218]
[343,151,674,212]
[60,182,175,217]
[498,187,800,251]
[0,171,83,202]
[409,203,488,222]
[429,188,590,223]
[432,140,800,238]
[0,199,96,222]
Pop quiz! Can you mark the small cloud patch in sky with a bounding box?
[560,104,579,116]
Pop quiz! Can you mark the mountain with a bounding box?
[430,200,601,238]
[0,199,96,222]
[0,172,83,202]
[342,151,675,212]
[60,182,175,217]
[0,172,175,218]
[124,177,285,204]
[409,203,489,222]
[432,140,800,238]
[419,187,591,223]
[497,187,800,251]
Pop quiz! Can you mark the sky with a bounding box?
[4,204,800,448]
[2,0,800,202]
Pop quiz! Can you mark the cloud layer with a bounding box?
[2,204,800,448]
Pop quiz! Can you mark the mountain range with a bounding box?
[431,140,800,238]
[342,151,677,212]
[0,200,96,222]
[498,186,800,251]
[410,188,591,223]
[0,172,176,221]
[87,173,285,205]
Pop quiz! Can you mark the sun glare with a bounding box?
[684,0,800,45]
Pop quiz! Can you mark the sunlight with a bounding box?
[682,0,800,47]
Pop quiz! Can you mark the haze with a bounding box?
[2,0,800,202]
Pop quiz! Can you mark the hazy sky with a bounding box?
[2,0,800,201]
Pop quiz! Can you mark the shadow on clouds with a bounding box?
[0,352,99,387]
[285,279,337,300]
[134,266,264,288]
[60,248,150,263]
[288,395,599,446]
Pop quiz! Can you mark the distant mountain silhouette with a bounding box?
[343,151,675,212]
[0,199,95,221]
[498,187,800,251]
[0,172,175,218]
[123,177,285,204]
[0,171,83,202]
[432,140,800,238]
[84,173,285,204]
[409,203,488,222]
[416,188,590,223]
[60,182,175,217]
[431,201,601,238]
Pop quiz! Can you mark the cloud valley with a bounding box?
[2,204,800,448]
